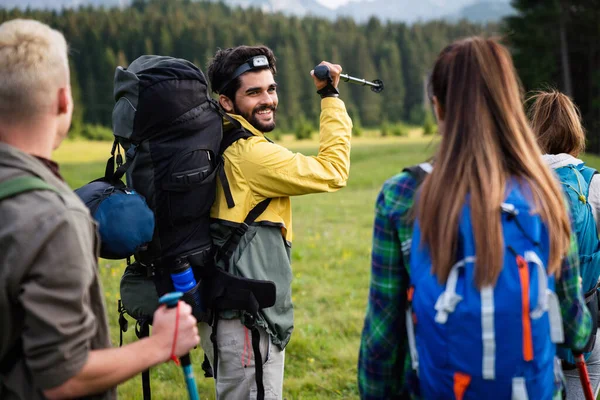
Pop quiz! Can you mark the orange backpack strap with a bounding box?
[453,372,471,400]
[516,254,534,361]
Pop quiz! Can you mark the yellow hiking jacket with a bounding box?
[210,97,352,244]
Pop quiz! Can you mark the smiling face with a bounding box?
[220,69,278,133]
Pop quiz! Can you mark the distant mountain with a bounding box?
[219,0,336,18]
[452,1,516,23]
[1,0,516,23]
[334,0,468,23]
[333,0,514,23]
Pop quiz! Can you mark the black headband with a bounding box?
[217,55,270,94]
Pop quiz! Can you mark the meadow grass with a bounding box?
[53,135,600,400]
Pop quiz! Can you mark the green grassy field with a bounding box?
[53,134,600,400]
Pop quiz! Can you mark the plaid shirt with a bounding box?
[358,171,592,399]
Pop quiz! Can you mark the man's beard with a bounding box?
[235,104,277,133]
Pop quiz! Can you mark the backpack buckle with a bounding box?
[243,312,257,329]
[234,222,249,236]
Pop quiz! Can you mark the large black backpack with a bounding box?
[112,55,225,267]
[109,55,276,399]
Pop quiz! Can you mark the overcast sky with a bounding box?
[316,0,354,9]
[316,0,460,9]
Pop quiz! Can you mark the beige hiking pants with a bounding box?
[198,319,285,399]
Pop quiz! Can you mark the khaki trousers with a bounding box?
[198,320,285,399]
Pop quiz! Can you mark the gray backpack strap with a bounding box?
[0,175,57,201]
[402,162,433,185]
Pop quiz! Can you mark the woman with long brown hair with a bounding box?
[529,90,600,399]
[358,37,592,399]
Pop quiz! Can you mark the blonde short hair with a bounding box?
[528,89,586,157]
[0,19,69,121]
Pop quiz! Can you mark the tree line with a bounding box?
[0,0,497,134]
[506,0,600,153]
[0,0,597,149]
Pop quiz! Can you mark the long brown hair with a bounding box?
[528,89,586,157]
[417,37,570,288]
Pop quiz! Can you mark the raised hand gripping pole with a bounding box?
[158,292,200,400]
[313,65,384,93]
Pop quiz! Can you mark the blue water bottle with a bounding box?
[170,259,202,310]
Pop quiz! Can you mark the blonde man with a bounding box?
[0,19,200,400]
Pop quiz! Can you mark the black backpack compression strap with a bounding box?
[246,318,266,400]
[402,162,432,186]
[113,145,137,181]
[135,318,152,400]
[217,198,272,268]
[104,139,136,183]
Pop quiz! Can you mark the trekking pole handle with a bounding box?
[158,292,201,400]
[313,65,384,93]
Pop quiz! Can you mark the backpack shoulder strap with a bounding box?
[220,125,253,154]
[578,165,598,196]
[218,123,254,209]
[0,175,58,201]
[0,175,57,374]
[216,198,272,269]
[557,165,591,204]
[402,162,433,186]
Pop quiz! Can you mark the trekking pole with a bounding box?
[574,352,595,400]
[313,65,384,93]
[158,292,201,400]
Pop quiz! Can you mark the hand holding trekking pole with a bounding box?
[311,61,342,90]
[313,63,384,93]
[311,61,343,98]
[157,293,200,400]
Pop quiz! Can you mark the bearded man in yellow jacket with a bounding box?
[197,45,352,399]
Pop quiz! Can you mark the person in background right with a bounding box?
[529,89,600,399]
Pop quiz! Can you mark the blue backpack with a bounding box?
[407,180,564,399]
[554,163,600,364]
